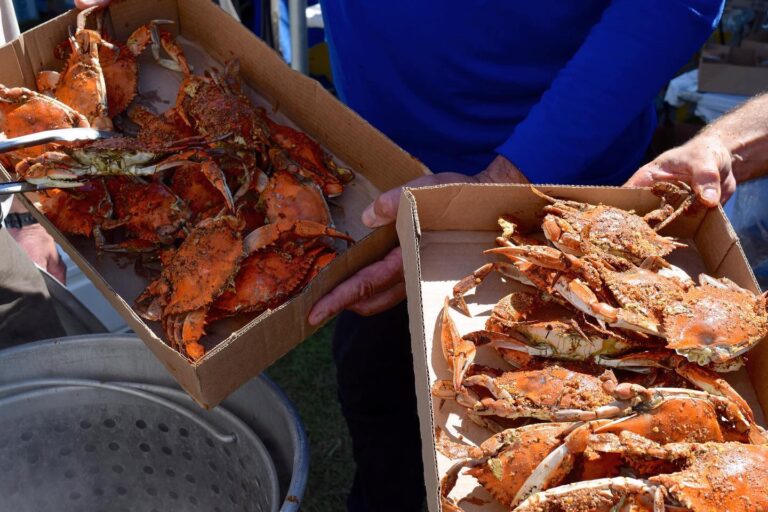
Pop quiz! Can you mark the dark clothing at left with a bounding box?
[332,302,425,512]
[0,228,66,347]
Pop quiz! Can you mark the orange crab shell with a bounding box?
[209,245,336,319]
[100,42,139,118]
[648,442,768,512]
[52,29,112,130]
[266,118,353,196]
[467,424,574,508]
[664,281,768,364]
[170,165,228,222]
[175,64,269,149]
[0,85,89,160]
[136,214,246,360]
[261,169,331,225]
[39,179,112,237]
[486,365,616,414]
[105,177,190,245]
[130,106,197,147]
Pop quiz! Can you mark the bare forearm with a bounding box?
[701,93,768,182]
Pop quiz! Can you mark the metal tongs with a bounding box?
[0,128,116,196]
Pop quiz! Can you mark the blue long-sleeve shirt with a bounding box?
[321,1,723,184]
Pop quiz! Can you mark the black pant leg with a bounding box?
[332,301,425,512]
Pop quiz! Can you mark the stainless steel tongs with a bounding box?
[0,128,116,196]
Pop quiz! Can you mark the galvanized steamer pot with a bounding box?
[0,335,309,512]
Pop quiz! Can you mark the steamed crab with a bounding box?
[462,291,646,366]
[37,8,188,124]
[136,211,353,359]
[266,120,354,197]
[136,213,246,360]
[38,179,112,238]
[514,436,768,512]
[0,85,89,161]
[173,59,271,152]
[34,7,113,129]
[436,298,758,431]
[438,386,760,512]
[491,245,768,365]
[14,135,234,212]
[532,182,695,264]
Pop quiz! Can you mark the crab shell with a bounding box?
[437,423,577,511]
[50,26,113,130]
[532,184,691,265]
[38,178,112,237]
[515,441,768,511]
[647,441,768,512]
[265,118,353,197]
[208,245,336,319]
[104,176,190,246]
[259,168,332,226]
[663,277,768,365]
[175,61,270,150]
[484,292,642,362]
[0,85,89,160]
[135,214,245,360]
[463,365,618,422]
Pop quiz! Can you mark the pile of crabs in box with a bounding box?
[398,183,768,512]
[3,1,768,510]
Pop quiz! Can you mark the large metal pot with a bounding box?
[0,335,309,511]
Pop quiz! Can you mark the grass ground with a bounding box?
[267,321,354,511]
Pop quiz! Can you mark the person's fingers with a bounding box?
[361,185,402,228]
[308,246,403,325]
[361,173,473,228]
[347,281,406,317]
[74,0,110,8]
[49,255,67,285]
[690,161,724,208]
[720,171,737,206]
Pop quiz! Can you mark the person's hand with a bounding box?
[625,134,736,207]
[8,224,67,284]
[74,0,110,8]
[308,156,528,325]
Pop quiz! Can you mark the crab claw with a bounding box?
[244,219,354,253]
[440,298,479,392]
[15,152,85,188]
[126,20,191,74]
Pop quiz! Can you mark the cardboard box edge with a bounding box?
[397,188,441,512]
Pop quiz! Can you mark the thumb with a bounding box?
[361,186,402,228]
[75,0,110,8]
[625,163,661,188]
[691,165,723,208]
[361,172,475,228]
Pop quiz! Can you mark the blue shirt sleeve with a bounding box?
[496,0,724,183]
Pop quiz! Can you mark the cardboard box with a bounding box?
[397,184,768,512]
[0,0,429,408]
[698,43,768,96]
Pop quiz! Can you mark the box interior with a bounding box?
[398,184,767,512]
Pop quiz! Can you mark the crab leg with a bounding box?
[451,261,536,315]
[513,476,664,512]
[596,351,754,421]
[489,246,669,335]
[126,20,191,73]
